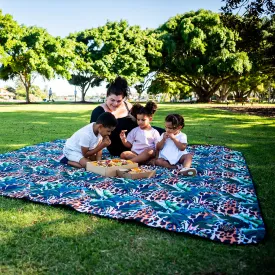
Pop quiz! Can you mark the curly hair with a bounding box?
[131,101,158,118]
[165,114,185,128]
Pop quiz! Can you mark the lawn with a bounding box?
[0,103,274,274]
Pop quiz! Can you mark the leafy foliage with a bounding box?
[1,8,274,103]
[230,73,270,101]
[67,20,163,101]
[221,14,275,74]
[12,79,46,101]
[157,10,252,102]
[84,20,162,84]
[0,11,76,103]
[263,15,275,72]
[147,73,192,101]
[68,74,103,102]
[221,0,275,17]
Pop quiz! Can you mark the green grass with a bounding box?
[0,103,274,275]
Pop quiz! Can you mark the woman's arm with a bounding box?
[90,106,105,123]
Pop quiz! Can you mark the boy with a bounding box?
[60,112,117,168]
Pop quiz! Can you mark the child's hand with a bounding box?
[168,133,176,140]
[163,133,169,141]
[120,130,127,141]
[102,136,111,147]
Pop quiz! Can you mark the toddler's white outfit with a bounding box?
[158,132,188,165]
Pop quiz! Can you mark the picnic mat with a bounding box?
[0,140,265,244]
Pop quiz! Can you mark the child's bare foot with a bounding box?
[178,167,197,176]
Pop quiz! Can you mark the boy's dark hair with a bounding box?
[165,114,185,128]
[107,76,129,98]
[131,101,157,119]
[96,112,118,128]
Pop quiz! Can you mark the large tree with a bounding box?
[220,14,275,102]
[14,79,46,101]
[68,74,103,102]
[66,32,102,102]
[147,73,192,101]
[263,15,275,72]
[157,9,252,102]
[229,73,269,101]
[221,14,275,73]
[0,12,76,103]
[221,0,275,17]
[0,10,20,66]
[68,20,162,101]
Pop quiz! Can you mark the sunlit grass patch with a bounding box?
[0,104,274,274]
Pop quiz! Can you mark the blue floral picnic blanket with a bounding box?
[0,140,265,244]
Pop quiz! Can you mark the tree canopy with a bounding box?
[67,20,162,101]
[147,73,192,101]
[0,11,76,102]
[221,0,275,17]
[1,8,274,103]
[221,14,275,73]
[157,9,252,102]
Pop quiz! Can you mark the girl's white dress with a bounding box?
[158,132,188,165]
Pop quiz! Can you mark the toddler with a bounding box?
[155,114,197,176]
[60,112,117,168]
[119,102,160,164]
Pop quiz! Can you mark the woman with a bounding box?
[90,76,137,156]
[90,76,165,156]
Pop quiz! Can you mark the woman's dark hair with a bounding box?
[165,114,185,128]
[96,112,118,128]
[131,101,157,119]
[107,76,129,98]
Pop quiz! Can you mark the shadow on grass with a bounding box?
[1,197,274,274]
[1,105,275,274]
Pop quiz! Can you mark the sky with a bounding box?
[0,0,224,97]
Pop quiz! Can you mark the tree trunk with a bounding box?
[216,83,231,102]
[80,82,91,103]
[19,73,31,103]
[191,79,220,103]
[221,94,229,102]
[234,89,251,102]
[81,89,85,102]
[183,75,230,103]
[195,87,213,103]
[25,86,30,103]
[216,93,230,103]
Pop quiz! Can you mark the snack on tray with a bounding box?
[117,167,156,179]
[90,159,134,167]
[128,167,150,174]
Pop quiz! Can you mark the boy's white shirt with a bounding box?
[65,123,102,153]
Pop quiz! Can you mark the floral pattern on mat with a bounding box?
[0,140,265,244]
